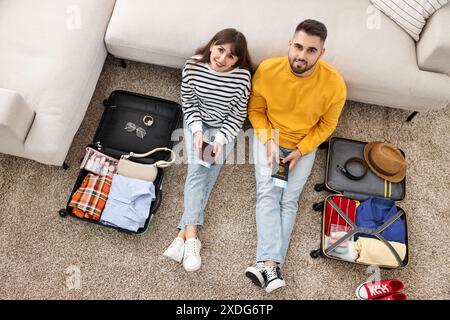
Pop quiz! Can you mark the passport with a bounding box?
[198,141,215,168]
[272,158,289,188]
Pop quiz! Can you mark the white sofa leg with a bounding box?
[120,58,127,68]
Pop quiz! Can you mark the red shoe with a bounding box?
[377,292,408,300]
[355,279,404,300]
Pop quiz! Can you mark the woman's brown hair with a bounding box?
[194,28,253,73]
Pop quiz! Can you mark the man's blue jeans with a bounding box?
[177,121,233,230]
[253,136,316,267]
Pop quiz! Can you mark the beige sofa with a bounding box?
[1,0,449,166]
[106,0,450,112]
[0,0,116,166]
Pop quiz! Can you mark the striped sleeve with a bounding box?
[216,77,251,145]
[181,61,202,133]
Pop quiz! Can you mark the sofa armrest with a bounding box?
[417,4,450,75]
[0,88,35,144]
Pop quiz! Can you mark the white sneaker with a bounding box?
[183,238,202,272]
[264,266,286,293]
[163,237,185,263]
[245,262,267,288]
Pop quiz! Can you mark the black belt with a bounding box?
[337,157,368,181]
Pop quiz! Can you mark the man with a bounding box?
[245,19,347,293]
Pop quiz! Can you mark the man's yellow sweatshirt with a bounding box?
[248,56,347,155]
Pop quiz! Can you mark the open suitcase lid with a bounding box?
[93,90,182,163]
[325,137,406,201]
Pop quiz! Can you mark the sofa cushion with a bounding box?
[417,2,450,74]
[370,0,448,41]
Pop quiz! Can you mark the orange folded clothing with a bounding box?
[69,173,112,221]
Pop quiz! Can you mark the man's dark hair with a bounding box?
[295,19,327,42]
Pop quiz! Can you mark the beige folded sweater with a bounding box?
[355,237,406,267]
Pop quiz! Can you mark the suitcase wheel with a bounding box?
[312,201,324,212]
[59,209,68,217]
[310,249,322,259]
[314,183,325,192]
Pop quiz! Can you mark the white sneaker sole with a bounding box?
[163,249,183,263]
[265,279,286,293]
[183,258,201,272]
[245,266,266,288]
[354,283,367,300]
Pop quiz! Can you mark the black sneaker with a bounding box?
[245,262,267,288]
[263,265,286,293]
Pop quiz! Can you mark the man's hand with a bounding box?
[282,148,302,171]
[213,142,223,162]
[193,131,203,154]
[266,139,279,169]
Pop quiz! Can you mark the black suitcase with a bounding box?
[310,137,409,269]
[59,90,182,234]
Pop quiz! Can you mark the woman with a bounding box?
[163,28,253,272]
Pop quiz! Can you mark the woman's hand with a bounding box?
[193,131,203,154]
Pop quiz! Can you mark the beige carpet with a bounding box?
[1,55,449,300]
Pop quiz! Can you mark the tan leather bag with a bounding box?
[116,147,175,182]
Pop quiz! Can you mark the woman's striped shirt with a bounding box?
[181,56,251,145]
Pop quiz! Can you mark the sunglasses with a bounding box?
[124,122,146,139]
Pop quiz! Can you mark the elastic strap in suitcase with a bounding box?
[325,198,406,267]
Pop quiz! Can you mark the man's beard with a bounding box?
[289,58,315,75]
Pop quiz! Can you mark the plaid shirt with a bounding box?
[69,173,112,221]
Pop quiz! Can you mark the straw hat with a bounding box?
[363,141,406,183]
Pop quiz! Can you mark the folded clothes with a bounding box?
[100,174,155,232]
[355,237,406,267]
[69,173,112,221]
[356,197,406,243]
[325,196,358,236]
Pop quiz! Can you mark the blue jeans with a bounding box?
[253,136,316,267]
[177,121,234,230]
